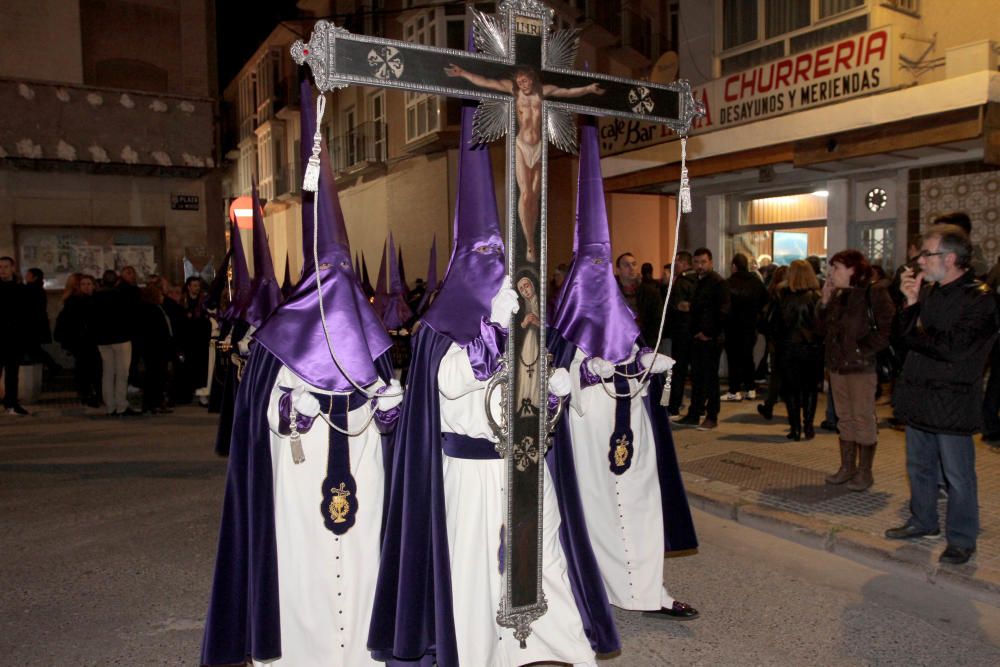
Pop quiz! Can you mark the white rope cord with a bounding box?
[599,136,689,400]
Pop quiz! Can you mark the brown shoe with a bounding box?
[825,440,857,485]
[696,417,718,431]
[847,442,876,491]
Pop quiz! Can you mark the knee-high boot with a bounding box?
[847,442,876,491]
[826,440,857,484]
[802,391,818,440]
[785,395,801,441]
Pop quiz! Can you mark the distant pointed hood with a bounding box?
[225,201,253,323]
[372,240,388,318]
[551,117,639,362]
[383,232,413,330]
[206,245,233,313]
[245,181,283,327]
[361,253,374,297]
[417,235,438,313]
[254,83,391,392]
[280,258,295,299]
[420,99,505,345]
[397,244,410,293]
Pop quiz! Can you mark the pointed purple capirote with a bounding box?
[551,117,639,363]
[245,182,283,328]
[383,232,413,330]
[397,245,410,293]
[361,254,374,297]
[225,205,253,323]
[417,235,438,312]
[253,84,391,392]
[420,101,505,345]
[372,240,388,318]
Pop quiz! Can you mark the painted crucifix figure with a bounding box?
[444,63,604,261]
[289,0,704,651]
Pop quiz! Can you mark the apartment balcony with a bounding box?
[0,77,215,176]
[274,160,301,201]
[331,121,388,180]
[574,0,623,49]
[611,8,658,68]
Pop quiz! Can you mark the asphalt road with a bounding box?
[1,408,998,666]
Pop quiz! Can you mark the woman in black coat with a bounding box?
[136,286,176,414]
[54,273,100,406]
[770,260,824,440]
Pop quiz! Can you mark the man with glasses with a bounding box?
[886,222,999,565]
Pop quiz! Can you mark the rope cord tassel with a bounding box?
[302,93,327,192]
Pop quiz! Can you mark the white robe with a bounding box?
[567,347,671,611]
[256,365,384,666]
[438,342,595,667]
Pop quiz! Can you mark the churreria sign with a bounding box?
[719,27,890,125]
[599,27,892,156]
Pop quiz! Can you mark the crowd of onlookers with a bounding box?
[609,212,997,564]
[0,256,213,417]
[607,213,998,489]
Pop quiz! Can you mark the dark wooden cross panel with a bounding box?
[292,0,702,647]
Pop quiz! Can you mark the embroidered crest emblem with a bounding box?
[608,428,634,475]
[328,482,352,523]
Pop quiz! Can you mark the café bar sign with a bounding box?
[600,27,892,155]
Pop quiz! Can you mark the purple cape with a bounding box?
[200,345,394,665]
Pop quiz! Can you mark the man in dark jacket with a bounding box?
[674,248,730,430]
[722,253,767,401]
[665,251,696,415]
[886,224,999,565]
[0,256,29,415]
[637,261,664,347]
[24,268,59,372]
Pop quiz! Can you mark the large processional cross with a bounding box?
[292,0,703,647]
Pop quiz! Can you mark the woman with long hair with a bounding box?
[771,261,823,440]
[756,264,788,420]
[819,250,895,491]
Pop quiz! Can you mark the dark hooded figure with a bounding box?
[367,98,616,666]
[211,183,273,456]
[548,117,699,621]
[201,79,401,666]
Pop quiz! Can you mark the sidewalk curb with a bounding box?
[682,472,1000,606]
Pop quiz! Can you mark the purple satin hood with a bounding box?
[420,100,505,346]
[551,119,639,363]
[245,183,283,328]
[253,80,391,392]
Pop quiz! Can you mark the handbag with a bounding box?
[865,285,903,382]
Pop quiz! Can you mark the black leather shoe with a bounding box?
[756,403,773,420]
[939,544,975,565]
[820,419,838,432]
[884,523,941,540]
[643,600,700,621]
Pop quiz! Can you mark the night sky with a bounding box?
[216,0,303,88]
